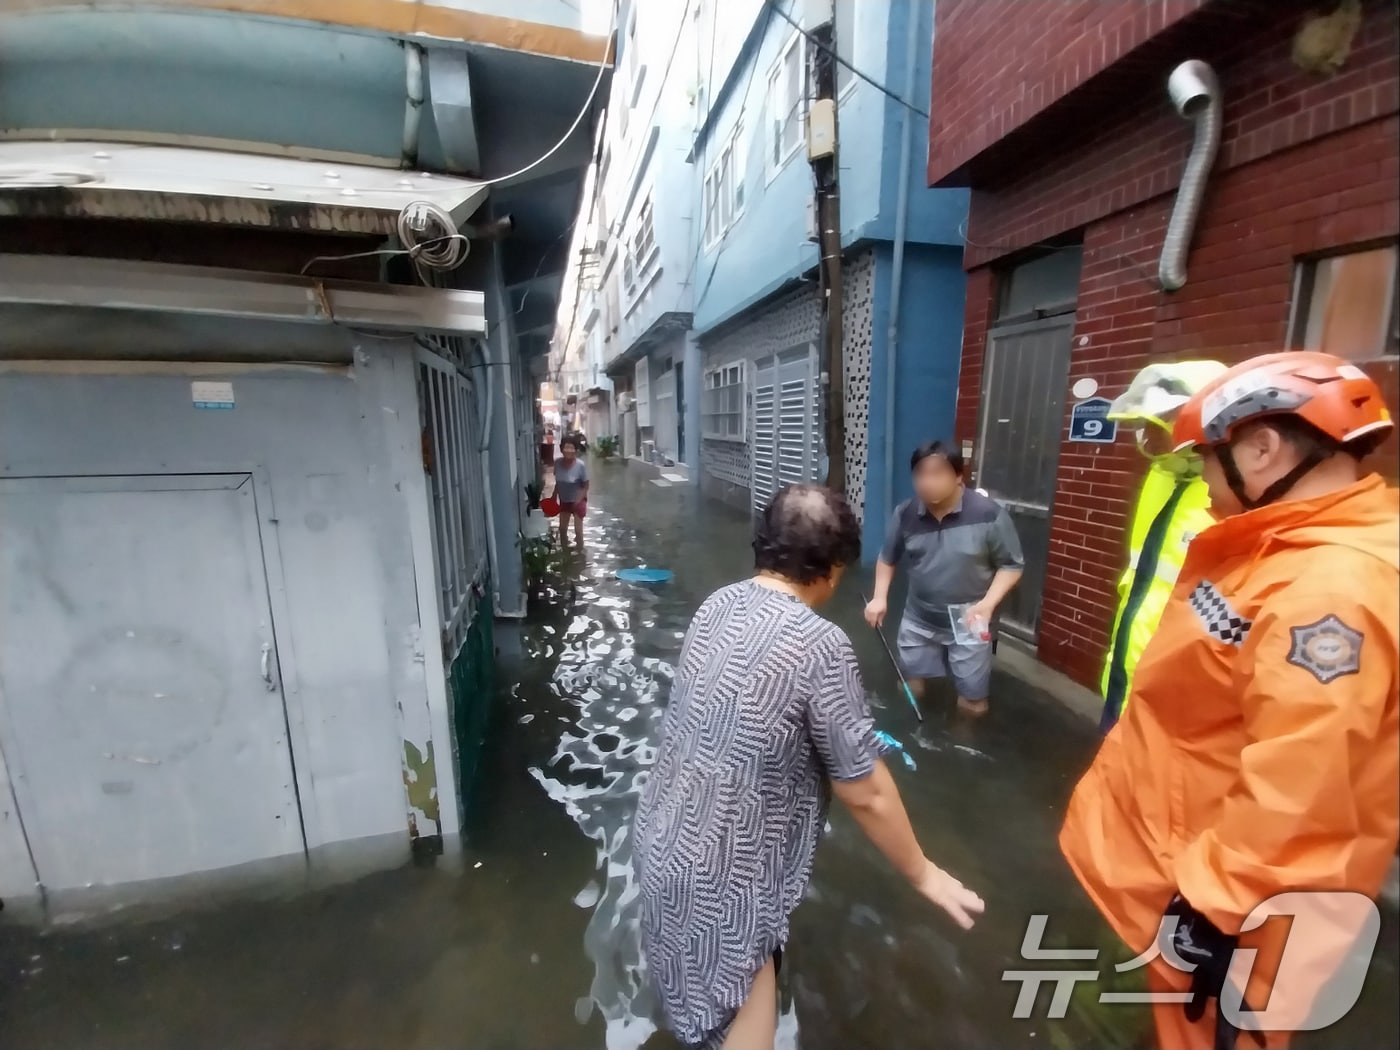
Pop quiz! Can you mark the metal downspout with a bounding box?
[474,338,503,615]
[1158,60,1221,291]
[883,2,922,515]
[403,43,425,169]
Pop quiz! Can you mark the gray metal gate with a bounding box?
[750,346,820,517]
[974,313,1074,641]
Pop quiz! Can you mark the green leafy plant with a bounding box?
[519,532,564,586]
[594,434,620,460]
[523,480,544,512]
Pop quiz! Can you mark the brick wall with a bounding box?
[929,0,1207,183]
[959,3,1399,266]
[947,4,1400,688]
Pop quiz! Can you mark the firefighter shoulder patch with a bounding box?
[1287,615,1364,685]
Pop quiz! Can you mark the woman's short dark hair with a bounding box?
[559,437,578,452]
[910,440,965,476]
[752,484,862,584]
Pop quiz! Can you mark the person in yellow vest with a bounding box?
[1099,361,1227,731]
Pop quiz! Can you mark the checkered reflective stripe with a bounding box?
[1188,579,1253,646]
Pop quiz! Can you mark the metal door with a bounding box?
[0,474,304,893]
[975,314,1074,641]
[675,361,686,462]
[750,348,819,517]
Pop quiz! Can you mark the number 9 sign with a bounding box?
[1070,397,1118,444]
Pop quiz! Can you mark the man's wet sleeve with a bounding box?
[1173,591,1396,934]
[807,635,879,782]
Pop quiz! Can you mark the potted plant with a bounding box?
[594,435,620,461]
[522,480,549,540]
[520,532,565,598]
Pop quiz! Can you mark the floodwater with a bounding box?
[1,464,1396,1049]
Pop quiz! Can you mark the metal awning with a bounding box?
[0,254,487,336]
[0,141,488,233]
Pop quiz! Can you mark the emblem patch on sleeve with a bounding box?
[1287,615,1364,684]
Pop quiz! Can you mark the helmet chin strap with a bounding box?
[1216,442,1335,510]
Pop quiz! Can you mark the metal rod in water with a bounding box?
[861,592,924,722]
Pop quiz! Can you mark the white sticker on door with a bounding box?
[192,381,235,410]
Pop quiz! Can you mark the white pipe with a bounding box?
[1159,60,1221,292]
[884,2,922,515]
[403,43,425,168]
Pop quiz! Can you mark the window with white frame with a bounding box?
[654,359,675,407]
[767,33,804,174]
[703,122,745,248]
[605,272,620,334]
[623,7,640,97]
[622,252,636,296]
[633,197,658,284]
[703,361,746,440]
[1288,243,1399,360]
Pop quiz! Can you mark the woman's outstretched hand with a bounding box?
[914,861,985,929]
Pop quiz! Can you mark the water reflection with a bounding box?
[0,467,1393,1050]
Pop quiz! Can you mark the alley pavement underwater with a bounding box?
[1,464,1396,1049]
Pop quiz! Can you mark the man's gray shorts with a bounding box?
[896,617,993,700]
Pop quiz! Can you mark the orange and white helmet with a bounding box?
[1172,351,1393,453]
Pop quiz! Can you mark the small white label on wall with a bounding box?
[192,381,235,410]
[1071,377,1099,399]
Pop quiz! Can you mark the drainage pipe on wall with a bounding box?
[403,43,425,168]
[474,337,503,615]
[1158,60,1221,292]
[883,2,923,515]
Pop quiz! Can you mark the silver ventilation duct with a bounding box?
[1159,60,1222,292]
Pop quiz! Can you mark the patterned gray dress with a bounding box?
[633,580,880,1047]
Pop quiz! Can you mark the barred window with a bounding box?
[703,362,746,441]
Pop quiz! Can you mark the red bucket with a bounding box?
[539,496,561,518]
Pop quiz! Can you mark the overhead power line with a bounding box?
[764,0,930,121]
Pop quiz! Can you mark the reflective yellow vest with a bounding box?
[1098,463,1215,730]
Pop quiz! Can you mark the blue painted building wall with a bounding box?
[863,243,967,554]
[683,0,969,560]
[690,0,896,333]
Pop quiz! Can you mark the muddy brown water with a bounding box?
[1,465,1395,1049]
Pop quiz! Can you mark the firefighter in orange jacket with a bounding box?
[1060,352,1399,1049]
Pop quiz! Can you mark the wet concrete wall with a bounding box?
[0,339,455,908]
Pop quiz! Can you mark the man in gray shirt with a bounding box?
[865,441,1024,717]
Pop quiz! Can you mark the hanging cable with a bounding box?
[299,2,615,282]
[476,1,617,189]
[764,0,930,120]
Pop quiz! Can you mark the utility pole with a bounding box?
[806,0,845,494]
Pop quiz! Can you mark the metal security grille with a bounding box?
[417,341,490,659]
[750,346,819,517]
[975,314,1073,642]
[777,375,809,488]
[750,380,777,516]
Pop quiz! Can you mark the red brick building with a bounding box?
[928,0,1399,689]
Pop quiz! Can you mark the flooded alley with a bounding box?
[2,464,1396,1050]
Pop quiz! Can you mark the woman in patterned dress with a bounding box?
[633,484,985,1049]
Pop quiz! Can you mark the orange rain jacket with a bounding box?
[1061,475,1399,1023]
